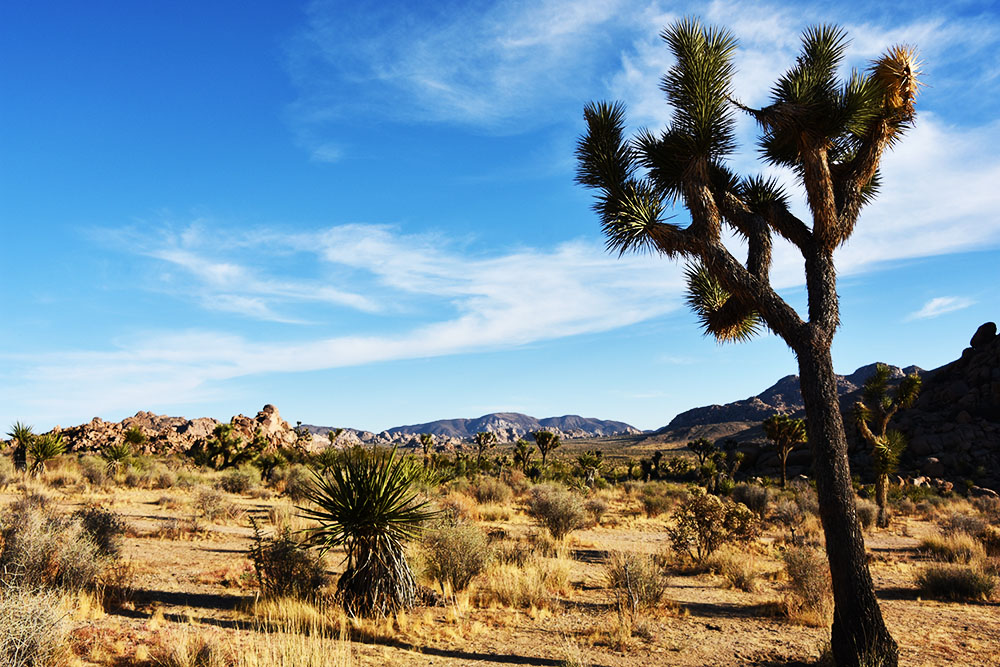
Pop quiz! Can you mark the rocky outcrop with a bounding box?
[53,404,302,455]
[896,322,1000,490]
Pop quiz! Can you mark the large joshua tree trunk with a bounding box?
[796,332,898,666]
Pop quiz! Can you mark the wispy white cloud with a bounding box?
[905,296,976,321]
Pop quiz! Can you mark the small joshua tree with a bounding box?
[576,450,604,487]
[533,430,561,468]
[188,423,257,470]
[855,363,921,528]
[300,447,435,617]
[512,438,535,473]
[473,431,497,471]
[7,421,34,473]
[419,433,434,468]
[762,414,807,488]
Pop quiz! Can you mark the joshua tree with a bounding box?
[300,447,435,617]
[576,18,919,664]
[472,431,497,471]
[762,414,808,488]
[327,428,344,448]
[687,438,717,468]
[854,363,921,528]
[28,432,65,477]
[419,433,434,468]
[188,423,254,470]
[576,450,604,487]
[512,438,535,473]
[532,430,561,467]
[7,421,34,473]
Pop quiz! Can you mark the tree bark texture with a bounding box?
[796,341,898,667]
[875,473,890,529]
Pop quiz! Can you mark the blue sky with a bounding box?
[2,0,998,433]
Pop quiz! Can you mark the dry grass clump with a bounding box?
[248,522,328,600]
[77,456,107,486]
[0,587,68,667]
[0,456,15,488]
[195,487,243,523]
[939,511,989,538]
[420,520,492,594]
[525,484,587,540]
[270,464,314,501]
[915,563,996,601]
[438,492,481,522]
[639,482,686,518]
[707,547,765,592]
[584,496,609,525]
[781,546,832,626]
[475,554,572,609]
[604,551,668,610]
[920,532,987,564]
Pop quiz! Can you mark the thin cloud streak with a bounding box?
[906,296,976,321]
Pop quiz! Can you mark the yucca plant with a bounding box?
[101,441,134,476]
[7,421,34,473]
[299,446,436,617]
[28,433,65,477]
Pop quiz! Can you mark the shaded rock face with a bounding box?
[896,322,1000,490]
[55,405,300,455]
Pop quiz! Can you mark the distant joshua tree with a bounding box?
[762,414,807,488]
[473,431,497,470]
[512,438,535,474]
[532,430,561,467]
[854,364,921,528]
[419,433,434,468]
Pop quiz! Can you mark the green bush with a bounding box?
[525,484,587,540]
[273,464,313,501]
[640,482,686,518]
[420,520,491,593]
[916,563,996,601]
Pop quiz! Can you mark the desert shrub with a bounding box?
[248,521,328,600]
[0,587,68,667]
[971,495,1000,521]
[0,501,104,591]
[604,551,667,609]
[584,497,609,525]
[939,512,989,538]
[147,463,178,490]
[659,455,697,480]
[494,539,536,568]
[420,520,491,593]
[0,457,14,488]
[77,456,106,486]
[916,563,996,601]
[194,487,239,522]
[667,491,758,562]
[639,482,686,518]
[525,484,587,540]
[707,547,763,592]
[782,546,832,626]
[855,499,877,531]
[273,464,313,501]
[72,507,127,558]
[469,477,512,505]
[920,533,986,564]
[438,492,480,522]
[151,631,227,667]
[478,504,512,522]
[218,464,261,495]
[894,497,916,516]
[500,469,529,495]
[732,484,770,520]
[788,480,819,516]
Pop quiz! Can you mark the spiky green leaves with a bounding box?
[28,433,64,477]
[660,18,739,160]
[684,264,763,343]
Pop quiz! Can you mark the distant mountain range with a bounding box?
[304,412,642,446]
